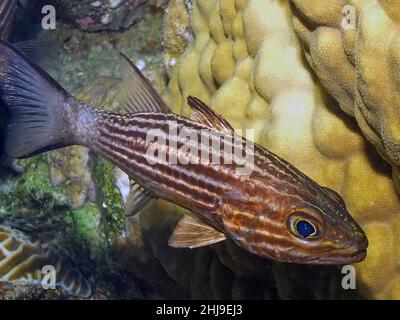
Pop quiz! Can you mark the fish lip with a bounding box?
[313,249,367,265]
[294,237,369,265]
[357,237,369,252]
[305,239,368,265]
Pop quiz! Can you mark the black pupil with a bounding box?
[296,220,316,237]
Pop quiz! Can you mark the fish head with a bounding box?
[221,180,368,265]
[280,193,368,265]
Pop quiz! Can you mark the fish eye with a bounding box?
[295,220,316,238]
[287,211,322,240]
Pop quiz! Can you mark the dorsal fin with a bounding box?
[187,96,234,134]
[117,52,171,114]
[168,215,226,249]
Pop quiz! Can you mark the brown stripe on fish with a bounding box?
[90,114,230,211]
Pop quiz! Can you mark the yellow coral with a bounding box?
[291,0,400,191]
[162,0,400,299]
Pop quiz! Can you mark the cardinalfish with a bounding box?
[0,41,368,265]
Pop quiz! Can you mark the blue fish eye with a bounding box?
[296,220,316,238]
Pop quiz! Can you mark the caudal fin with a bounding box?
[0,40,74,158]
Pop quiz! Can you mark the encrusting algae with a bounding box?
[162,0,400,299]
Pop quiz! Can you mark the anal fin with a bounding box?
[168,215,226,249]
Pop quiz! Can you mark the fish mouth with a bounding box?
[305,238,368,265]
[310,248,367,265]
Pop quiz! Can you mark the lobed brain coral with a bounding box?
[290,0,400,191]
[0,225,91,298]
[162,0,400,299]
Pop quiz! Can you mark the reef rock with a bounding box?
[162,0,400,299]
[0,281,72,299]
[54,0,147,32]
[162,0,191,76]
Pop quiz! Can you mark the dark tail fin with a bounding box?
[0,40,74,158]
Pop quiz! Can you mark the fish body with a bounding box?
[0,41,368,265]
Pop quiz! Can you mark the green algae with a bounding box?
[0,153,119,262]
[62,202,106,263]
[91,156,125,243]
[0,155,69,230]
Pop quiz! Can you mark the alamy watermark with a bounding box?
[41,5,56,30]
[341,265,357,290]
[41,264,56,290]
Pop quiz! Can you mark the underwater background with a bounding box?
[0,0,399,299]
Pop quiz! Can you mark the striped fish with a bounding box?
[0,41,368,265]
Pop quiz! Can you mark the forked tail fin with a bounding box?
[0,40,75,158]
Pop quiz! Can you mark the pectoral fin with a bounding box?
[168,215,226,249]
[125,183,156,218]
[187,96,234,134]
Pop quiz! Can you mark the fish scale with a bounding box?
[91,112,241,225]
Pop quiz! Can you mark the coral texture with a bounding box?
[291,0,400,192]
[162,0,400,299]
[0,225,91,298]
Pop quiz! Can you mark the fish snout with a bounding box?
[325,232,368,265]
[349,234,368,260]
[346,221,368,254]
